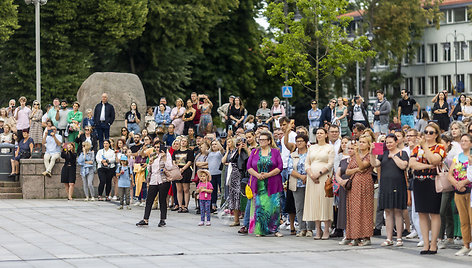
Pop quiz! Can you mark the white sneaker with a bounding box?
[417,240,424,247]
[117,205,123,210]
[405,230,418,239]
[468,249,472,256]
[126,206,131,210]
[90,197,95,201]
[84,197,89,201]
[454,237,463,245]
[455,247,471,256]
[112,196,118,201]
[438,239,454,249]
[139,202,146,207]
[133,201,141,206]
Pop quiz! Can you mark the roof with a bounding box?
[341,0,472,19]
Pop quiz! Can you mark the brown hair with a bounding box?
[425,123,441,143]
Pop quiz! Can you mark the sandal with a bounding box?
[177,207,184,213]
[349,239,360,246]
[291,229,297,235]
[182,207,189,213]
[274,232,283,237]
[381,239,394,247]
[314,230,322,240]
[171,206,179,211]
[229,222,241,227]
[359,239,371,246]
[394,239,403,247]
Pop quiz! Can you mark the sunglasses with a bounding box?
[311,102,317,105]
[33,103,39,106]
[424,130,436,135]
[258,138,269,141]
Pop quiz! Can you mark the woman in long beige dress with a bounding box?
[304,128,335,240]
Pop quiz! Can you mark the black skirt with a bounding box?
[61,165,77,184]
[413,178,441,214]
[284,189,296,214]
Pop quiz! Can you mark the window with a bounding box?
[443,75,452,93]
[469,41,472,60]
[417,77,425,95]
[405,78,413,92]
[456,74,465,92]
[417,45,425,63]
[447,9,453,23]
[454,8,466,22]
[430,76,439,94]
[469,74,472,93]
[443,43,451,61]
[429,43,438,62]
[455,41,466,60]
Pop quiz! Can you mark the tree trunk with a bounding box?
[129,50,136,74]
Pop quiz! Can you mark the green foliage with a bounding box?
[0,0,19,42]
[0,0,148,106]
[189,0,280,113]
[263,0,375,102]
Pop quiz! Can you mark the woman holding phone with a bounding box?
[370,134,409,247]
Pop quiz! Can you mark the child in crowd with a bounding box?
[126,149,135,198]
[116,155,134,210]
[244,115,255,131]
[145,107,156,137]
[196,169,213,226]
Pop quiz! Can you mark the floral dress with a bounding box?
[249,150,281,235]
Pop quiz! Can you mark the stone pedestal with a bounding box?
[20,159,99,199]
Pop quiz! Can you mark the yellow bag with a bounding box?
[245,178,253,199]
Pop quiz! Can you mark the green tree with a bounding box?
[189,0,280,113]
[0,0,147,105]
[372,0,441,92]
[0,0,18,42]
[121,0,239,105]
[263,0,374,103]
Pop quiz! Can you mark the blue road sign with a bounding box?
[282,86,293,98]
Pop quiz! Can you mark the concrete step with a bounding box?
[0,181,20,188]
[0,193,22,199]
[0,187,22,193]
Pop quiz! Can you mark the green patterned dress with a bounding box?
[249,150,281,235]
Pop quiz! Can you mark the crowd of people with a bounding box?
[3,88,472,257]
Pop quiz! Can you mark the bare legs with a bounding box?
[419,212,441,251]
[10,159,19,175]
[314,220,331,239]
[385,209,404,241]
[63,183,75,200]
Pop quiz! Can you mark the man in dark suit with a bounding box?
[93,93,115,149]
[319,98,336,128]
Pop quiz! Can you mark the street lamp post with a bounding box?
[216,78,223,107]
[445,30,467,93]
[24,0,47,105]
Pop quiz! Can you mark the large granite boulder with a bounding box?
[77,72,147,137]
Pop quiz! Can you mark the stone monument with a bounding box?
[77,72,147,137]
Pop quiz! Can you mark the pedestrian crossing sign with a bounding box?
[282,86,293,98]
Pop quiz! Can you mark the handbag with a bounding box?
[345,178,352,191]
[435,165,453,193]
[163,165,183,182]
[324,173,334,198]
[245,176,253,199]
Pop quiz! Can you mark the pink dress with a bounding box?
[171,107,185,135]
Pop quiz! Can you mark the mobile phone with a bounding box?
[372,142,384,155]
[240,138,246,143]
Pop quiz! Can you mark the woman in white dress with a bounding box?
[171,98,186,135]
[303,127,335,240]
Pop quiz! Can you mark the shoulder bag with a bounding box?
[435,165,453,193]
[324,172,334,198]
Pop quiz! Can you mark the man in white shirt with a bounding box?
[42,126,63,177]
[328,125,341,154]
[93,93,115,149]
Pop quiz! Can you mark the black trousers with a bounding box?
[144,182,171,221]
[97,167,114,197]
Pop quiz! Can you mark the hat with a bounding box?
[120,155,128,161]
[197,169,211,179]
[229,95,236,99]
[0,118,4,122]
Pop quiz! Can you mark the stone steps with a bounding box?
[0,181,22,199]
[0,193,22,199]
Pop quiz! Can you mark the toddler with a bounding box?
[116,155,133,210]
[196,169,213,226]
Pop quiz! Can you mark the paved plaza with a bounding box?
[0,199,470,267]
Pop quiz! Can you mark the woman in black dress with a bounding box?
[228,97,245,130]
[61,143,77,200]
[370,134,409,247]
[409,123,446,255]
[172,136,194,213]
[432,92,449,132]
[183,99,196,135]
[335,139,353,244]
